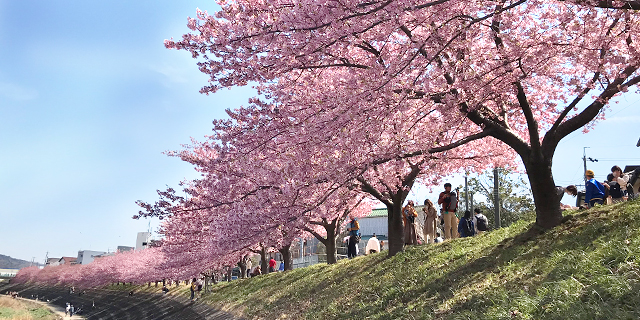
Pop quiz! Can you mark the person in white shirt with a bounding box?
[365,233,381,254]
[246,257,252,278]
[434,232,444,243]
[472,208,489,235]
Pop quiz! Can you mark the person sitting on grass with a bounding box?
[434,232,444,243]
[584,170,606,208]
[457,210,476,238]
[556,185,578,211]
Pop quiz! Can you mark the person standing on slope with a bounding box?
[438,183,459,240]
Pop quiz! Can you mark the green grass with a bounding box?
[0,296,57,319]
[192,200,640,319]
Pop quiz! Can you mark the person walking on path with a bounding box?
[346,215,360,258]
[438,183,459,240]
[190,278,197,301]
[365,233,381,254]
[585,170,606,208]
[422,199,437,243]
[403,200,419,245]
[458,210,476,238]
[196,277,203,300]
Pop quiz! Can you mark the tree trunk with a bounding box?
[237,260,246,279]
[226,266,233,282]
[260,247,268,274]
[279,244,293,271]
[387,201,405,257]
[325,226,337,264]
[523,154,563,229]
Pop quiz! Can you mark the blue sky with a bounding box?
[1,1,639,263]
[0,0,255,262]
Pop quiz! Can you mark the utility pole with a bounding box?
[464,174,469,212]
[582,147,598,184]
[494,167,501,229]
[582,147,589,185]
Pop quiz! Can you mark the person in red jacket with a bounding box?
[268,258,277,273]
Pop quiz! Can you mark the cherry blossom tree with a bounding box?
[167,0,640,231]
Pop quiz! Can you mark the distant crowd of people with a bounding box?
[341,182,489,256]
[400,182,489,244]
[245,257,285,278]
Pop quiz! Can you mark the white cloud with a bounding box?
[605,115,640,124]
[151,63,190,84]
[0,81,38,101]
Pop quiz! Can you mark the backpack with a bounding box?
[447,192,458,211]
[404,208,415,223]
[349,220,360,237]
[462,218,475,237]
[475,214,488,231]
[609,181,623,198]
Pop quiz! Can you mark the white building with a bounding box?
[76,250,106,265]
[136,232,151,250]
[356,205,428,251]
[45,258,60,267]
[117,246,134,252]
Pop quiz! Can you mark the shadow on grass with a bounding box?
[441,202,640,320]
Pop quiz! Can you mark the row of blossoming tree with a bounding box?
[15,0,640,288]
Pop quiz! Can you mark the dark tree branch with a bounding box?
[514,81,541,152]
[357,176,392,207]
[303,227,328,246]
[543,65,640,157]
[560,0,640,10]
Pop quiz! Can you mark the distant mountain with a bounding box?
[0,254,42,269]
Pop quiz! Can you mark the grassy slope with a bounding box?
[0,296,57,320]
[196,200,640,320]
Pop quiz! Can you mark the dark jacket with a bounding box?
[457,217,475,238]
[585,178,605,204]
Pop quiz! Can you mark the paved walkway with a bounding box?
[1,283,243,320]
[15,296,84,319]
